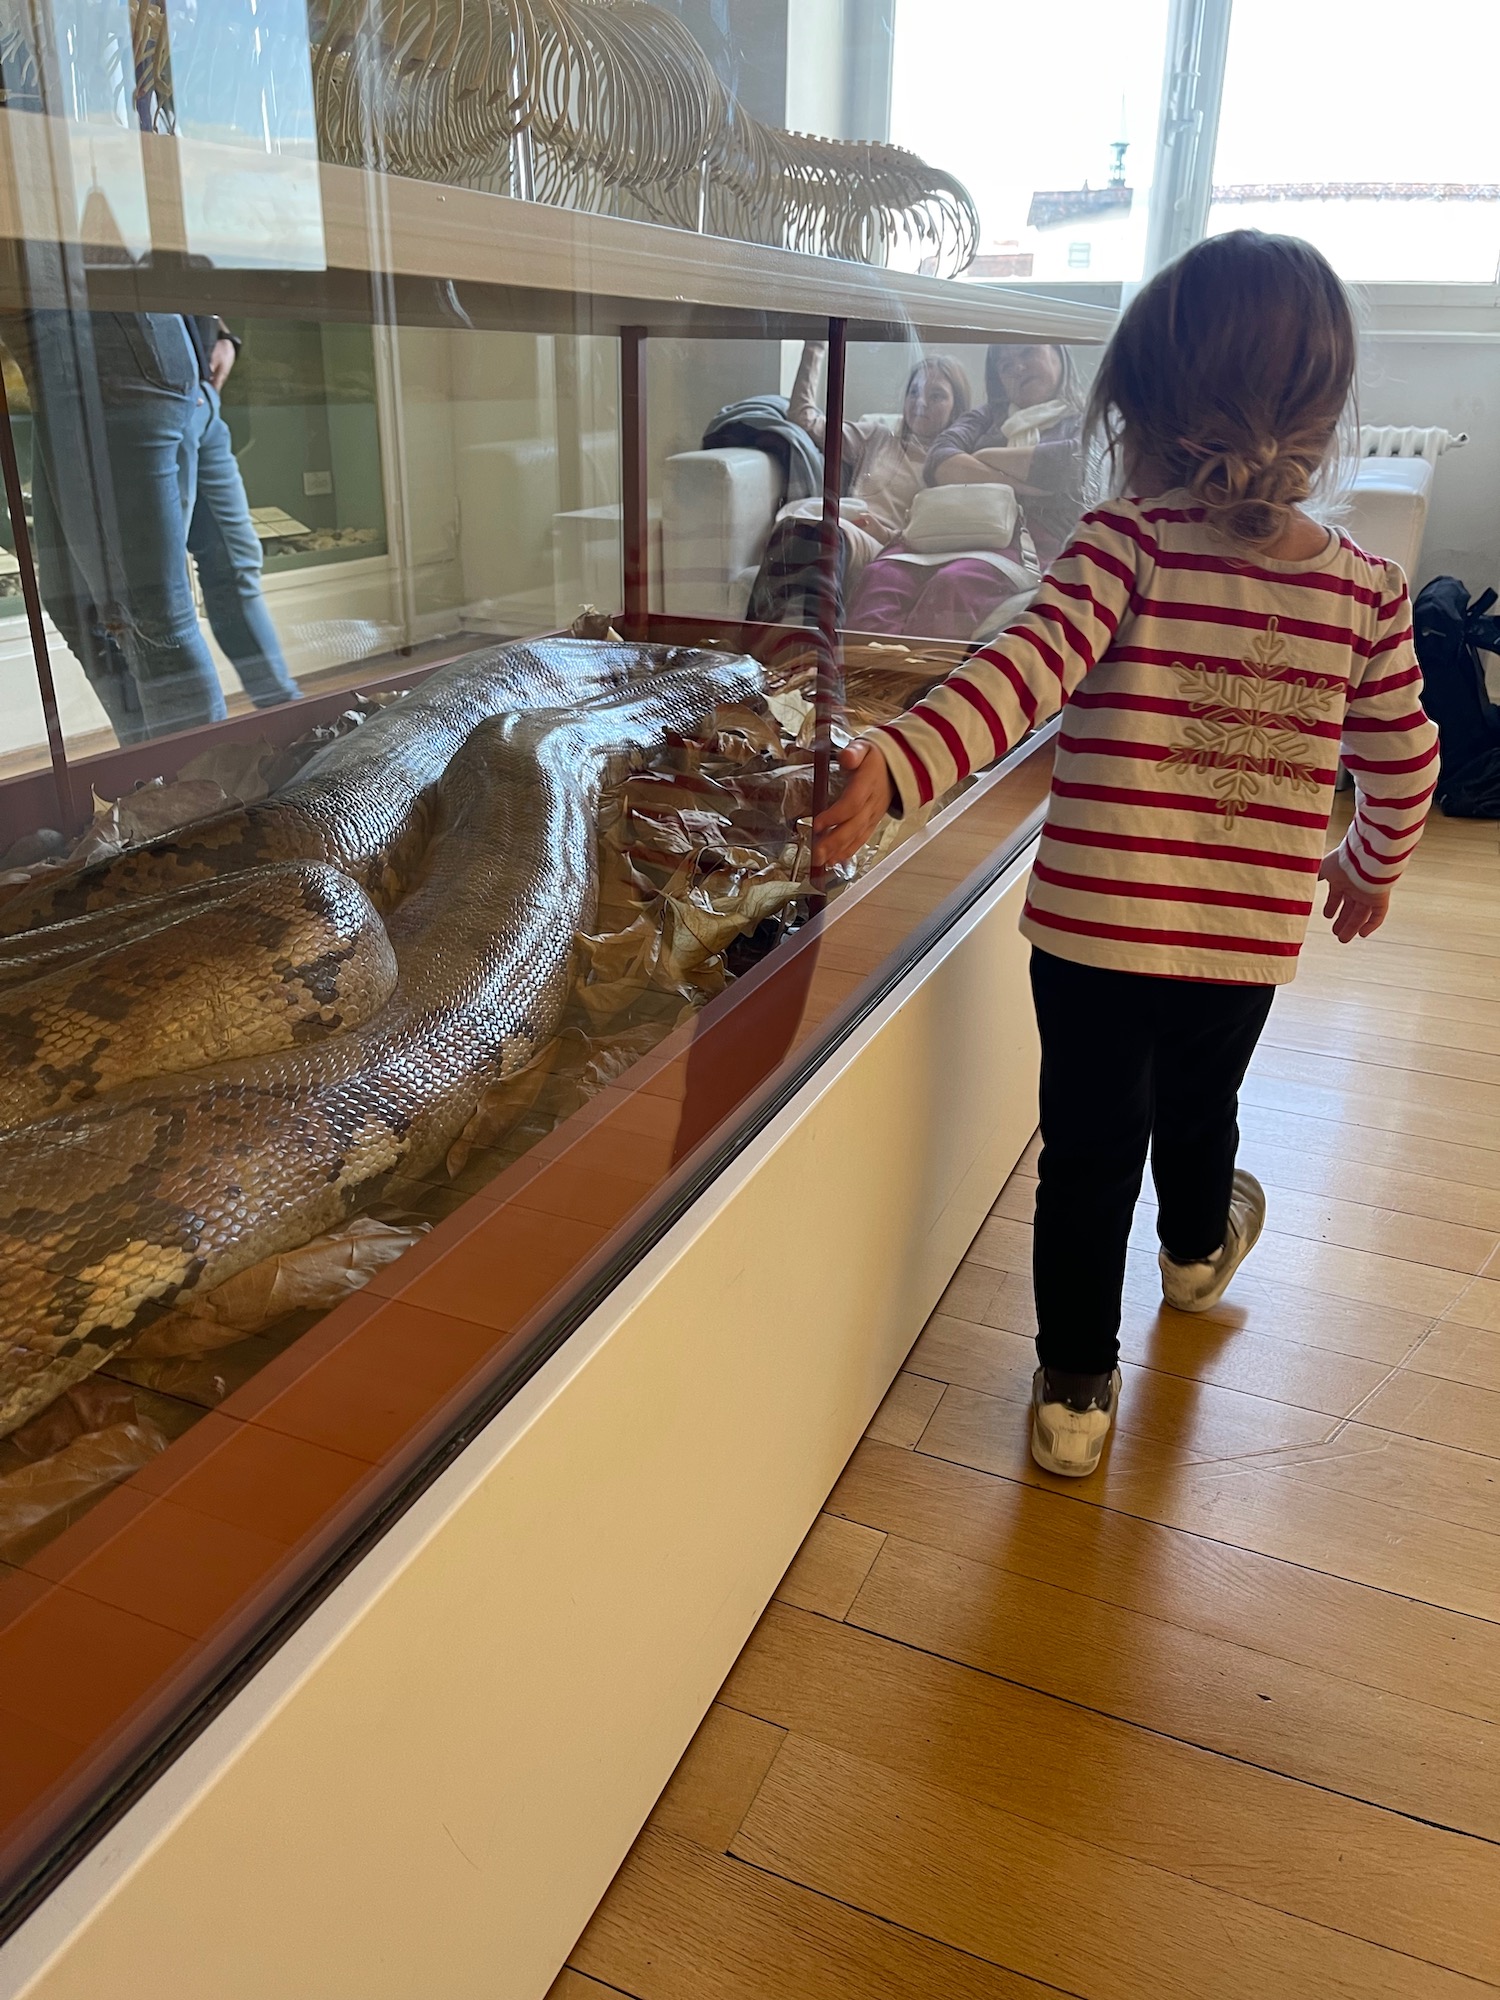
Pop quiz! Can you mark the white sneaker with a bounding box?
[1159,1170,1266,1314]
[1030,1367,1122,1479]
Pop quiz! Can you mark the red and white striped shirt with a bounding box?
[867,493,1439,984]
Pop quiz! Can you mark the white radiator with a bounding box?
[1357,424,1467,466]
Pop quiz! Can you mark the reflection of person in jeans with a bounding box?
[187,317,301,714]
[23,310,297,744]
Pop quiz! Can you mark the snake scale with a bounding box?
[0,640,760,1436]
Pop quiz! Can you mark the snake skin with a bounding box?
[0,865,399,1132]
[0,641,759,1435]
[0,639,680,935]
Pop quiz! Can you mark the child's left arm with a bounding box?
[1329,567,1440,937]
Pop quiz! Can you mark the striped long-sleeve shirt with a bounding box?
[866,492,1439,984]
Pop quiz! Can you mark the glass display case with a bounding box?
[0,0,1112,1943]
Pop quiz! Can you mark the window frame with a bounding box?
[983,0,1500,315]
[1149,0,1500,301]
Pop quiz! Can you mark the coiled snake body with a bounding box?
[0,640,760,1435]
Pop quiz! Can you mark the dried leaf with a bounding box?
[574,912,666,1023]
[570,606,623,641]
[175,737,281,806]
[767,687,815,746]
[112,778,231,845]
[125,1218,427,1355]
[65,776,232,868]
[448,1038,565,1173]
[703,703,786,761]
[9,1376,138,1460]
[0,1421,169,1561]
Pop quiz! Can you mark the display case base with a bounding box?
[0,839,1042,2000]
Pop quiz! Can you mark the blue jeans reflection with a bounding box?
[31,381,228,742]
[189,394,300,710]
[27,311,298,743]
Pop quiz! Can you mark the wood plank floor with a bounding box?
[555,809,1500,2000]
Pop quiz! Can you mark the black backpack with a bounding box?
[1412,577,1500,818]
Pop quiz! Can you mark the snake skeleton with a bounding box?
[0,640,760,1436]
[0,3,978,274]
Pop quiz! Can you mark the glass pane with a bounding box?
[1209,0,1500,283]
[0,0,1107,1923]
[0,364,56,804]
[841,338,1089,646]
[158,0,325,269]
[701,336,1089,648]
[889,0,1173,285]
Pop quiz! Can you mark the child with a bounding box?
[812,231,1438,1478]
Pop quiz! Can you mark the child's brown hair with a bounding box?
[1086,231,1357,552]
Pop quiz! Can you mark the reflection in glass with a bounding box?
[746,340,976,631]
[0,0,153,257]
[157,0,325,269]
[713,337,1087,646]
[0,390,55,798]
[847,341,1086,641]
[13,309,299,743]
[890,0,1171,285]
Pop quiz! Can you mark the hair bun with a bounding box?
[1177,431,1311,547]
[1086,232,1357,552]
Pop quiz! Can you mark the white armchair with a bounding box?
[457,428,620,631]
[1343,457,1433,582]
[660,447,782,621]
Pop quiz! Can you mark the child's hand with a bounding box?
[1318,851,1390,943]
[812,741,896,867]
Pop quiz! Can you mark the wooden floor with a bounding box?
[553,807,1500,2000]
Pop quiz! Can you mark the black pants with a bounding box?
[1029,949,1276,1375]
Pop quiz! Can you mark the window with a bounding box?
[1207,0,1500,284]
[889,0,1172,286]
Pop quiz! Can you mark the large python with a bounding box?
[0,640,759,1436]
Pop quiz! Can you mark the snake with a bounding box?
[0,639,760,1436]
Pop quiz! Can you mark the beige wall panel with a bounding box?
[2,847,1040,2000]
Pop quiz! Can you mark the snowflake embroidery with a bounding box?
[1159,618,1341,825]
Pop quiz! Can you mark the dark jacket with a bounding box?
[702,394,824,505]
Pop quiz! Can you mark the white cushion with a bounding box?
[661,448,781,620]
[904,483,1019,555]
[1343,456,1433,579]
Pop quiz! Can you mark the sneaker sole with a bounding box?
[1030,1421,1109,1477]
[1166,1189,1266,1315]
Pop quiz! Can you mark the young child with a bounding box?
[813,231,1439,1478]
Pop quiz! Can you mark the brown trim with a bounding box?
[619,326,649,640]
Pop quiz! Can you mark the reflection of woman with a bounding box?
[846,343,1085,641]
[747,343,971,627]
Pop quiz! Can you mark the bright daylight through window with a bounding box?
[1209,0,1500,283]
[889,0,1172,285]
